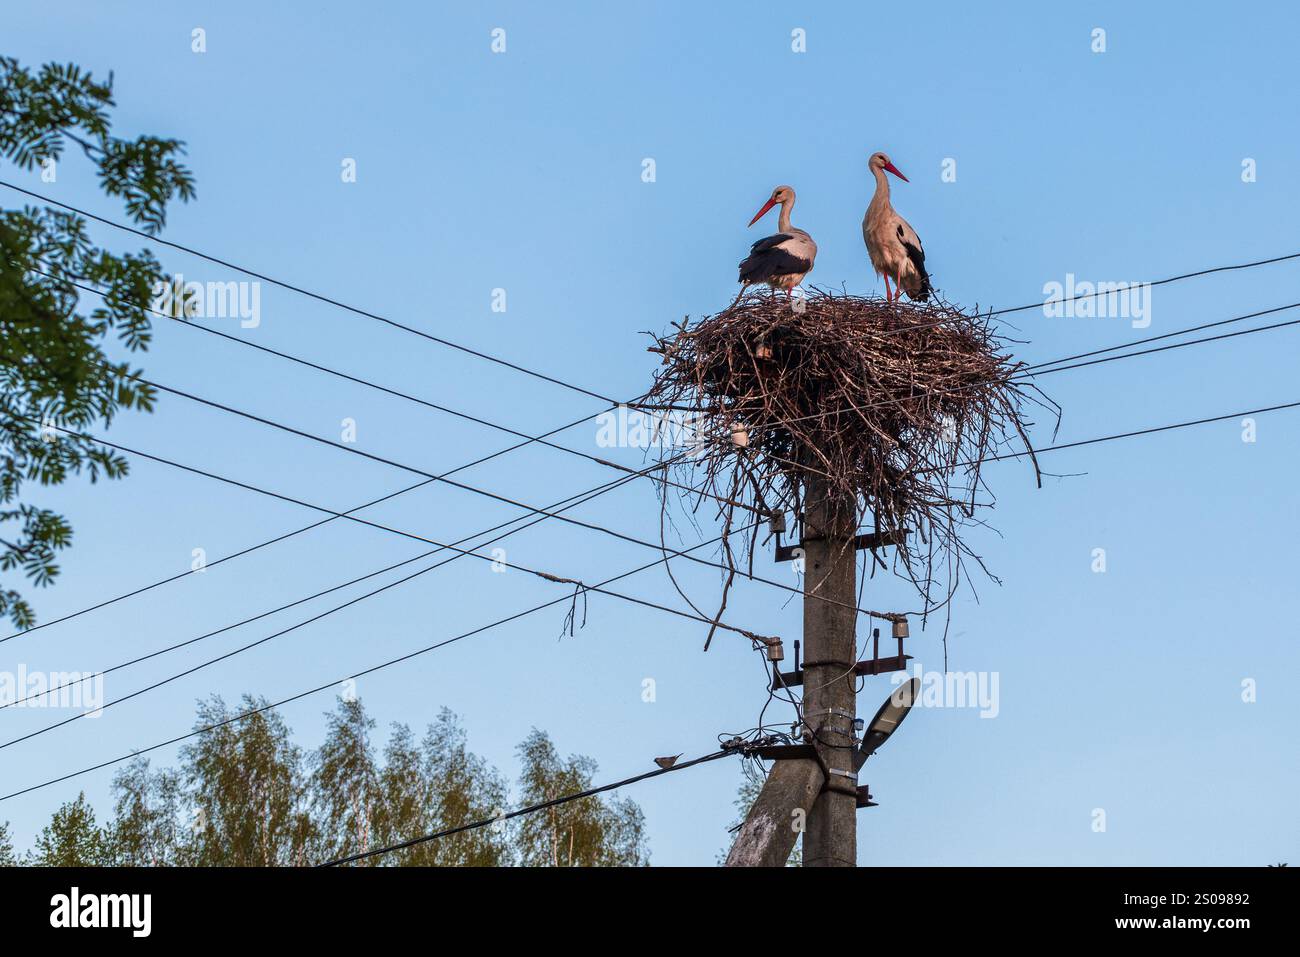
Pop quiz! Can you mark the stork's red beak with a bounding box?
[882,161,909,183]
[748,197,778,227]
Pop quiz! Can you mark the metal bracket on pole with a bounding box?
[775,528,906,563]
[751,740,860,798]
[770,626,912,690]
[751,742,828,782]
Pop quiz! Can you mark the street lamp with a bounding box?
[854,676,921,772]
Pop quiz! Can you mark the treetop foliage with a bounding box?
[9,696,648,868]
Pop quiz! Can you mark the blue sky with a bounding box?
[2,0,1297,865]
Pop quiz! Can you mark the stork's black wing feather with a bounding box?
[900,239,932,300]
[739,246,813,284]
[896,225,925,264]
[748,232,795,254]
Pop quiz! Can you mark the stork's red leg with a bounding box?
[884,275,892,302]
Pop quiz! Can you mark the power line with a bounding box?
[1021,311,1300,378]
[24,264,750,514]
[1023,301,1300,372]
[318,748,737,866]
[14,183,1299,468]
[904,398,1300,480]
[0,404,602,644]
[0,464,647,714]
[796,248,1300,343]
[720,300,1300,435]
[0,522,755,804]
[44,263,1299,495]
[16,261,907,632]
[0,471,658,748]
[9,179,1297,377]
[108,371,901,621]
[985,250,1300,318]
[0,180,620,404]
[944,398,1300,470]
[3,264,760,647]
[0,476,434,643]
[0,403,879,726]
[19,415,775,646]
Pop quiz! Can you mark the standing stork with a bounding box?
[737,185,817,297]
[863,153,932,302]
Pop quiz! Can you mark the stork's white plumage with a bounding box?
[738,185,817,295]
[863,153,932,302]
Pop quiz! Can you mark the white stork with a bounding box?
[737,185,817,296]
[863,153,932,302]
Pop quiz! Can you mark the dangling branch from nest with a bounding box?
[641,289,1056,626]
[559,582,588,638]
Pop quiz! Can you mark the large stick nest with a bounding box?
[644,290,1054,613]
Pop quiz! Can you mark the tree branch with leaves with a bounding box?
[0,56,194,629]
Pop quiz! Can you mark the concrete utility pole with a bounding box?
[725,470,862,868]
[799,471,859,867]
